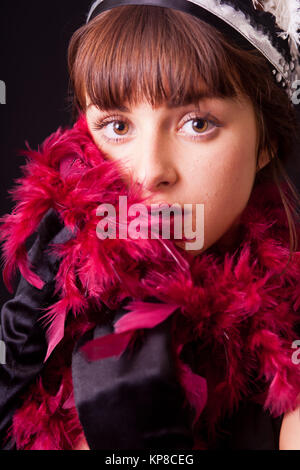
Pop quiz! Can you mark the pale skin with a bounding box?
[279,399,300,450]
[73,94,299,450]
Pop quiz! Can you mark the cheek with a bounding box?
[87,126,107,155]
[87,126,128,165]
[184,129,257,251]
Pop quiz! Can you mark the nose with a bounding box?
[130,133,179,196]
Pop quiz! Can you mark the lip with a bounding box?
[148,211,186,241]
[148,202,193,216]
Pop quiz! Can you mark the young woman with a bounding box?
[1,0,300,450]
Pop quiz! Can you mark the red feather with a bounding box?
[1,113,300,449]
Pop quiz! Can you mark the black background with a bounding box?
[0,1,91,303]
[0,1,300,305]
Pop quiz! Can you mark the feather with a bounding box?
[114,301,180,332]
[80,301,180,361]
[42,300,69,362]
[2,112,300,449]
[254,0,300,55]
[81,329,134,361]
[177,358,208,426]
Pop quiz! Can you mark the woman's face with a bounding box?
[85,94,269,255]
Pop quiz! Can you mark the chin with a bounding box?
[173,240,204,256]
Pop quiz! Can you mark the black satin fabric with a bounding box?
[72,307,284,450]
[0,208,285,450]
[213,401,283,450]
[0,209,75,449]
[71,305,195,450]
[179,341,285,450]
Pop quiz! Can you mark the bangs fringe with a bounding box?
[68,6,240,111]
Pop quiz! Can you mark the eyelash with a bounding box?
[91,112,222,143]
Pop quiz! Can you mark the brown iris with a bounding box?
[113,121,129,135]
[192,119,208,133]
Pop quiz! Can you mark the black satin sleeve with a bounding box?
[0,208,74,449]
[71,304,195,450]
[212,400,284,450]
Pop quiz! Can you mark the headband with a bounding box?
[86,0,300,103]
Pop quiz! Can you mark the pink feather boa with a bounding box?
[1,113,300,450]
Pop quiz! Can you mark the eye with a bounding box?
[91,111,222,144]
[178,113,221,140]
[188,118,209,133]
[91,115,131,143]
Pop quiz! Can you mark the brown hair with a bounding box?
[67,5,300,262]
